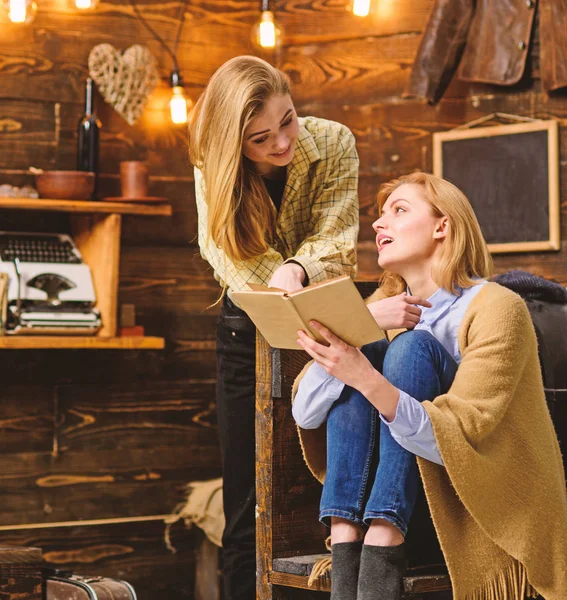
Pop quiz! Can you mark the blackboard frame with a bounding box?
[433,120,560,254]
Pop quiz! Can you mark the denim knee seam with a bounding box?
[356,410,378,513]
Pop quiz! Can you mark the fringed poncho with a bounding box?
[293,283,567,599]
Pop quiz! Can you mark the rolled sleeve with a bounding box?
[380,390,444,466]
[292,362,345,429]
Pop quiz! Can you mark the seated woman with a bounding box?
[292,172,567,600]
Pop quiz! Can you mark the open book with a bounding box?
[231,275,385,350]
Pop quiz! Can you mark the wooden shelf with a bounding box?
[0,336,165,349]
[0,198,172,216]
[0,198,171,350]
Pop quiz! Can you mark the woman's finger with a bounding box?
[297,329,331,355]
[404,295,432,308]
[309,320,344,347]
[401,312,421,328]
[405,305,422,318]
[297,333,334,369]
[405,311,421,323]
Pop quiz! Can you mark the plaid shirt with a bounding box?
[195,116,359,294]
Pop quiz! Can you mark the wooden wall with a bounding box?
[0,1,565,598]
[275,0,567,283]
[0,1,256,598]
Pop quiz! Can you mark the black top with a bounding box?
[261,173,308,284]
[262,176,286,212]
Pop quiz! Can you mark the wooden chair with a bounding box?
[254,278,567,600]
[255,283,452,600]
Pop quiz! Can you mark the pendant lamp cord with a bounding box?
[127,0,189,72]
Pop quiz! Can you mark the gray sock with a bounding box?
[330,540,363,600]
[357,543,407,600]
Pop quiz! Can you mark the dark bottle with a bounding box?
[77,77,102,199]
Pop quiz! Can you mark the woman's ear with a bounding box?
[433,217,448,239]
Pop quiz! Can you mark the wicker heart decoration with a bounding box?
[88,43,159,126]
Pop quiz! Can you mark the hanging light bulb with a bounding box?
[4,0,37,23]
[75,0,98,9]
[352,0,371,17]
[251,0,282,49]
[169,70,191,125]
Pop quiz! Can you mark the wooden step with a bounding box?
[271,554,451,596]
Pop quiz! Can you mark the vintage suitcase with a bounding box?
[45,572,137,600]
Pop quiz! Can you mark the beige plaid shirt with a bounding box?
[195,116,359,294]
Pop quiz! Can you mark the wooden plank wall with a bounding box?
[276,0,567,282]
[0,1,257,597]
[0,1,566,598]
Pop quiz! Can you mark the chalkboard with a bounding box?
[433,120,560,253]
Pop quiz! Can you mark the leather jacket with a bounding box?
[405,0,567,104]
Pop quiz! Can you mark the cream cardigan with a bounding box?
[293,283,567,600]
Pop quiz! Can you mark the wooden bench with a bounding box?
[255,280,453,599]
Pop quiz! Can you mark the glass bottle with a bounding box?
[77,78,101,199]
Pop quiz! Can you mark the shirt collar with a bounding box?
[414,286,460,328]
[287,119,321,180]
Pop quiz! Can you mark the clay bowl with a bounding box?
[35,170,95,200]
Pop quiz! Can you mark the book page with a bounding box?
[289,276,384,347]
[230,290,307,349]
[245,283,286,292]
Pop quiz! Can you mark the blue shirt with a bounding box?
[292,282,487,465]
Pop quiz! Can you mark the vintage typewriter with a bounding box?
[0,232,101,335]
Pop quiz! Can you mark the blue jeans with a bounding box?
[320,330,458,536]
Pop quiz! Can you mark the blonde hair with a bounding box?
[189,56,290,262]
[377,172,493,296]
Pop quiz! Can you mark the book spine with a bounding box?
[284,296,311,336]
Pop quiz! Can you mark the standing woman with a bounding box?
[189,55,359,600]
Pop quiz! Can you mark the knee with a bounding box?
[387,329,435,357]
[383,330,436,376]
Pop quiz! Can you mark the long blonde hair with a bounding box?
[377,172,493,296]
[189,56,290,262]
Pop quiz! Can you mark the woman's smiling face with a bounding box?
[372,183,448,273]
[242,93,299,176]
